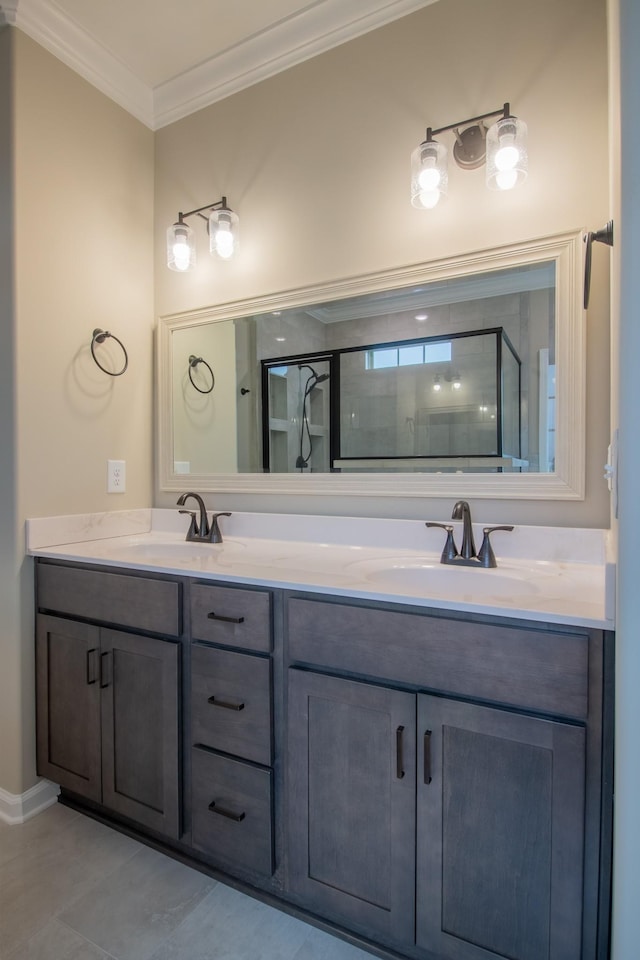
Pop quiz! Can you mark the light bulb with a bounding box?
[433,378,442,392]
[209,207,239,260]
[419,189,441,209]
[452,378,461,390]
[486,114,528,191]
[418,165,441,192]
[411,139,448,208]
[214,225,235,259]
[495,139,520,171]
[167,222,195,271]
[495,169,518,191]
[172,240,191,271]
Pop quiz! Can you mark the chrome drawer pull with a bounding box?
[208,800,245,822]
[207,612,245,624]
[207,695,245,711]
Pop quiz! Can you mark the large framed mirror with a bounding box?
[157,230,584,499]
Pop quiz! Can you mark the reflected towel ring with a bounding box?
[188,355,215,394]
[91,328,128,376]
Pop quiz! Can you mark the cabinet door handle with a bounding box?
[208,800,245,822]
[424,730,432,785]
[207,695,245,711]
[86,648,98,685]
[99,651,111,688]
[396,725,405,779]
[207,611,245,624]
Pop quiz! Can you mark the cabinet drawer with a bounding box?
[37,563,181,637]
[191,748,273,876]
[191,644,272,765]
[190,583,271,652]
[287,598,590,719]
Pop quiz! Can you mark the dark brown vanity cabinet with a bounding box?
[288,670,417,946]
[35,562,182,839]
[286,596,609,960]
[188,582,275,878]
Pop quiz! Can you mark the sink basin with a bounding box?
[348,558,541,599]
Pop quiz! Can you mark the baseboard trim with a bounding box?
[0,780,60,824]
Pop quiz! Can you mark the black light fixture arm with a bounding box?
[177,196,231,224]
[426,103,510,141]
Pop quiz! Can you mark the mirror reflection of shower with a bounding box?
[296,364,330,471]
[263,357,331,472]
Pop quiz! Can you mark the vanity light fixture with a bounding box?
[433,375,442,392]
[411,103,527,209]
[167,196,239,272]
[452,373,462,390]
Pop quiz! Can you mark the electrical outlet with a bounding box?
[107,459,126,494]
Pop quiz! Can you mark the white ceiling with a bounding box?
[0,0,438,129]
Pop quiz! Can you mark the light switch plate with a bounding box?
[107,459,126,494]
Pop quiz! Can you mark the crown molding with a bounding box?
[0,2,19,25]
[5,0,437,130]
[153,0,439,129]
[12,0,154,124]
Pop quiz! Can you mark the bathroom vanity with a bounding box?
[29,511,614,960]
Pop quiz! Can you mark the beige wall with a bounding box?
[0,30,154,796]
[154,0,611,528]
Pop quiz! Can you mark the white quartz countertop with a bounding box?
[26,509,615,630]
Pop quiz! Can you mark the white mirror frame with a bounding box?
[157,230,585,500]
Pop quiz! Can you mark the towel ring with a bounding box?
[91,328,128,377]
[188,355,215,394]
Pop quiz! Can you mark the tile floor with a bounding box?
[0,803,373,960]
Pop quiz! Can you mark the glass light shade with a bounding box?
[411,139,448,209]
[167,221,196,272]
[486,115,528,191]
[209,208,239,260]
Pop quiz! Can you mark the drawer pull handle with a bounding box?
[86,648,98,685]
[207,696,245,711]
[396,725,405,780]
[207,612,245,624]
[208,800,245,822]
[99,651,111,689]
[424,730,432,785]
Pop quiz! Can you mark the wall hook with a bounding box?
[584,220,614,309]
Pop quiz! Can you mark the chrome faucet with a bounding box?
[176,492,231,544]
[426,500,513,568]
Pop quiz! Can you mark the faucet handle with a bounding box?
[178,509,199,538]
[476,525,515,568]
[426,522,458,562]
[209,512,232,544]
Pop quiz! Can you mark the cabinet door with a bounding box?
[36,615,101,801]
[416,695,586,960]
[287,669,415,948]
[100,629,180,839]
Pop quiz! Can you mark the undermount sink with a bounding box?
[348,558,541,598]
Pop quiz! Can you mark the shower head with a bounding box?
[314,373,330,384]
